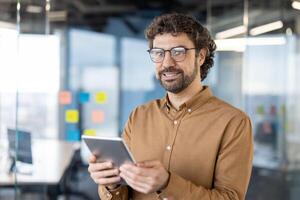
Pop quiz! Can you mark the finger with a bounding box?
[88,161,113,173]
[88,154,97,163]
[91,168,119,179]
[120,172,149,193]
[137,160,160,168]
[119,169,151,185]
[98,176,121,185]
[136,163,148,168]
[120,164,153,177]
[124,178,149,193]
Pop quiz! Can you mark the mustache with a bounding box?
[158,67,184,77]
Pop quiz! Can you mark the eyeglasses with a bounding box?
[147,46,197,63]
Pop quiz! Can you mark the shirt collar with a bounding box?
[160,86,213,112]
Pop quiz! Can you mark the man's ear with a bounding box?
[197,48,207,66]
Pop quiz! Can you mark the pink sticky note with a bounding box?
[92,110,105,123]
[59,91,72,105]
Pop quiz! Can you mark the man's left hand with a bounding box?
[119,160,169,194]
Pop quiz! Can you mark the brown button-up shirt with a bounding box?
[99,86,253,200]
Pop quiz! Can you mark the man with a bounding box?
[88,13,253,200]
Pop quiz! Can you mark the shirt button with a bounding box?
[162,198,168,200]
[173,120,178,125]
[166,145,171,151]
[116,191,120,195]
[188,108,192,113]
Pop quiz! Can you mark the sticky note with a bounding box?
[92,110,105,123]
[59,91,72,105]
[84,129,96,136]
[79,92,90,103]
[65,110,79,123]
[280,105,286,116]
[67,129,80,141]
[95,92,107,104]
[256,105,264,115]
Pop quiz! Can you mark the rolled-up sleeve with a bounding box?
[98,185,129,200]
[158,116,254,200]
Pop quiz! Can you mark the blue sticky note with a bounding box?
[79,92,90,103]
[67,129,80,141]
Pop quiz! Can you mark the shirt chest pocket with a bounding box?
[130,130,166,163]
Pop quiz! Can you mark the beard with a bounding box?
[158,62,198,94]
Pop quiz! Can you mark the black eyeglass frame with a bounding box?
[147,46,197,63]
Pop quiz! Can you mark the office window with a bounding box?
[68,29,118,138]
[0,30,60,139]
[0,28,18,138]
[120,37,164,130]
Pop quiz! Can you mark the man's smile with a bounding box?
[161,71,181,81]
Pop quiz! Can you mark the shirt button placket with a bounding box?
[165,119,179,169]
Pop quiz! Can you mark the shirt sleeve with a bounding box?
[98,185,129,200]
[122,107,137,148]
[158,115,254,200]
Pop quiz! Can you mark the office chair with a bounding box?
[60,148,98,200]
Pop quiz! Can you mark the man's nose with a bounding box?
[162,51,176,68]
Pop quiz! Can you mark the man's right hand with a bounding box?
[88,154,121,189]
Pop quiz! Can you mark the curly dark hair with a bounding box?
[145,13,216,81]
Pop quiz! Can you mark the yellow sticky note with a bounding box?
[65,110,79,123]
[84,129,96,136]
[95,92,107,104]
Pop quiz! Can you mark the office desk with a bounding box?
[246,151,300,200]
[0,139,80,199]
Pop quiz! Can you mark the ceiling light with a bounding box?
[17,2,20,11]
[216,25,247,39]
[292,1,300,10]
[250,21,283,36]
[215,38,246,52]
[215,36,286,52]
[246,37,286,45]
[46,4,51,11]
[26,5,43,13]
[48,11,67,22]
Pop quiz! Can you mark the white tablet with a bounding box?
[82,135,135,168]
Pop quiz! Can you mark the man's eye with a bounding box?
[153,51,164,56]
[172,49,185,56]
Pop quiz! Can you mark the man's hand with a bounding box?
[88,154,121,189]
[119,160,170,194]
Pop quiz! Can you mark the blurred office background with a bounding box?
[0,0,300,199]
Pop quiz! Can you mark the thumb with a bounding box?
[88,154,97,163]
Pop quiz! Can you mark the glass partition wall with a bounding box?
[1,0,115,199]
[1,0,300,199]
[1,0,69,199]
[0,0,23,199]
[207,0,300,199]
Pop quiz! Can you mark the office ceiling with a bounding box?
[0,0,298,36]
